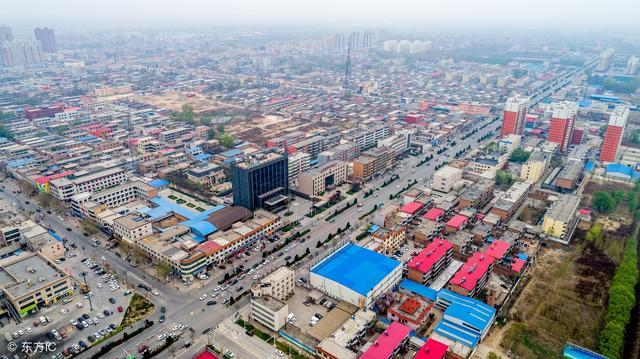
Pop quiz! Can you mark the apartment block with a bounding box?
[298,160,348,197]
[407,239,453,285]
[432,166,463,193]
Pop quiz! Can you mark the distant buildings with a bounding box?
[34,27,57,53]
[334,33,344,49]
[599,106,629,163]
[548,101,577,152]
[0,40,42,67]
[626,56,640,75]
[596,48,614,72]
[0,25,12,42]
[500,95,529,136]
[230,151,289,211]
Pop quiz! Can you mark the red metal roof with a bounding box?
[34,170,75,185]
[423,208,444,221]
[484,240,510,259]
[194,350,218,359]
[445,214,468,229]
[414,338,449,359]
[511,258,526,273]
[361,321,411,359]
[197,241,222,256]
[449,252,495,292]
[400,201,424,215]
[408,239,453,274]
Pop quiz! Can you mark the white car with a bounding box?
[156,334,166,341]
[97,313,104,319]
[97,283,103,288]
[213,286,221,292]
[76,302,84,308]
[199,294,207,301]
[25,327,32,334]
[275,349,285,357]
[152,290,160,296]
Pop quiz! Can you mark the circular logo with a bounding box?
[7,341,17,352]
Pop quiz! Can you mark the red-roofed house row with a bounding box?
[423,208,445,222]
[407,239,453,285]
[413,338,449,359]
[360,321,411,359]
[445,214,468,233]
[483,240,511,261]
[449,252,495,297]
[400,201,424,216]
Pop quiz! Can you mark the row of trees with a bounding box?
[598,237,638,358]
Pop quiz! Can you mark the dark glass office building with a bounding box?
[231,151,289,211]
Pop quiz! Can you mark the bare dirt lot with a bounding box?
[498,243,615,358]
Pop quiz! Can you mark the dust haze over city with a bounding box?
[0,1,639,359]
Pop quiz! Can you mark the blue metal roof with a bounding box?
[220,149,242,157]
[434,289,496,349]
[310,244,401,296]
[578,100,592,108]
[584,161,595,172]
[189,221,217,238]
[368,224,380,233]
[517,253,529,261]
[148,179,170,188]
[563,342,608,359]
[194,153,212,162]
[434,320,480,347]
[606,163,640,180]
[399,279,438,301]
[186,146,201,154]
[6,158,34,169]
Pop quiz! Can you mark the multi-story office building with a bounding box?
[600,106,629,163]
[250,295,288,331]
[287,151,311,184]
[377,132,411,159]
[548,101,577,152]
[158,127,191,143]
[348,125,391,151]
[288,135,325,158]
[352,146,395,182]
[500,95,529,136]
[113,214,153,243]
[407,239,453,285]
[432,166,462,193]
[250,267,295,301]
[50,167,129,201]
[0,253,73,317]
[34,27,57,53]
[298,160,348,197]
[542,194,581,244]
[520,151,551,183]
[490,181,531,221]
[24,104,64,120]
[231,151,289,211]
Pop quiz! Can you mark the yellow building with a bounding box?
[542,195,581,244]
[520,151,550,183]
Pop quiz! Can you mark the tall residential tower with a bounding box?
[500,95,529,137]
[600,106,629,163]
[34,27,57,53]
[548,101,577,152]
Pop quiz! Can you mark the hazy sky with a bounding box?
[3,0,640,29]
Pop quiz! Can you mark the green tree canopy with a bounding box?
[509,148,531,163]
[592,191,617,213]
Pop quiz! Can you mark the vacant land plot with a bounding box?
[500,244,615,358]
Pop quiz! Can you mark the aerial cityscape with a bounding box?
[0,1,639,359]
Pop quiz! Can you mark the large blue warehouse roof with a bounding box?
[311,243,401,296]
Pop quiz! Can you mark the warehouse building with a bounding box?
[310,243,402,308]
